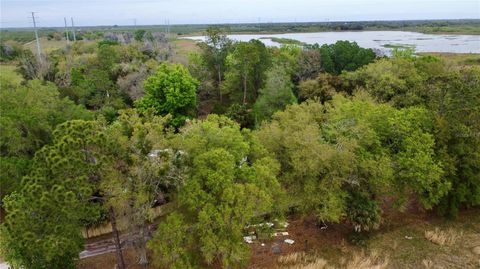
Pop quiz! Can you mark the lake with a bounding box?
[184,31,480,54]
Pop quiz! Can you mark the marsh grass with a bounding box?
[424,228,463,246]
[278,250,388,269]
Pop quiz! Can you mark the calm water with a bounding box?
[184,31,480,54]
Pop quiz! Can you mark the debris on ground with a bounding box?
[273,231,289,236]
[284,239,295,245]
[244,235,256,244]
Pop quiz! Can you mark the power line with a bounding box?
[71,17,77,41]
[64,17,70,45]
[30,12,42,61]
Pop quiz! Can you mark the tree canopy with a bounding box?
[135,63,198,127]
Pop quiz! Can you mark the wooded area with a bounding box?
[0,26,479,269]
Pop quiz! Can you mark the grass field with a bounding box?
[171,38,201,64]
[419,53,480,66]
[23,37,79,53]
[0,64,23,85]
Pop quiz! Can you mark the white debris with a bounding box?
[273,231,289,237]
[261,243,265,246]
[284,239,295,245]
[405,236,413,240]
[243,235,256,244]
[246,222,275,229]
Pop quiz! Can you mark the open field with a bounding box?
[419,53,480,66]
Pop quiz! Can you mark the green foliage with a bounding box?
[150,115,282,268]
[432,67,480,217]
[318,41,376,75]
[344,55,479,216]
[103,109,180,265]
[148,213,194,269]
[0,120,106,269]
[198,27,232,93]
[294,48,323,82]
[226,103,254,128]
[256,100,349,222]
[134,29,146,42]
[341,55,424,108]
[257,93,449,226]
[253,65,297,125]
[135,63,198,128]
[346,191,382,232]
[0,80,92,200]
[222,40,271,104]
[0,41,25,62]
[298,73,343,103]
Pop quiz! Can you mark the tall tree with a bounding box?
[222,40,271,105]
[253,65,297,125]
[0,79,91,213]
[319,41,376,75]
[199,27,232,100]
[0,120,106,269]
[135,63,198,128]
[102,109,184,266]
[257,94,449,228]
[149,115,282,268]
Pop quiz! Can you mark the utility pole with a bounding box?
[64,17,70,44]
[133,18,137,29]
[30,12,42,61]
[71,17,76,41]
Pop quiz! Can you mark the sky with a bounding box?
[1,0,479,28]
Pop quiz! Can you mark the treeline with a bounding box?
[0,28,479,269]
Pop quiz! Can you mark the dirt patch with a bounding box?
[77,209,480,269]
[247,217,354,269]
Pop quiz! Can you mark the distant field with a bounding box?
[0,64,22,85]
[171,38,201,64]
[23,37,95,53]
[2,19,479,44]
[420,53,480,66]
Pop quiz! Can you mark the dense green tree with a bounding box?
[0,79,91,204]
[341,53,424,107]
[222,40,271,104]
[149,115,282,268]
[148,213,194,269]
[134,29,146,42]
[430,67,480,216]
[253,65,297,124]
[294,48,323,82]
[135,63,198,128]
[298,73,343,103]
[343,54,479,216]
[102,109,183,265]
[269,45,301,77]
[198,27,232,100]
[66,43,126,112]
[0,120,106,269]
[318,41,376,75]
[256,100,351,223]
[257,94,449,228]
